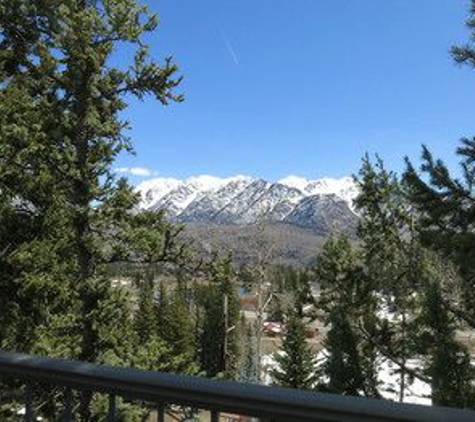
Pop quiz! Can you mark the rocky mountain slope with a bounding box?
[136,175,358,234]
[136,175,359,264]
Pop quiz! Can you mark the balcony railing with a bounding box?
[1,351,475,421]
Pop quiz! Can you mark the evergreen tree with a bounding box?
[403,0,475,330]
[314,237,359,307]
[156,281,170,338]
[269,266,315,322]
[399,2,475,406]
[356,156,422,401]
[0,0,183,418]
[271,313,317,390]
[408,253,475,408]
[404,142,475,329]
[358,157,475,405]
[0,1,75,354]
[134,279,157,343]
[160,288,196,364]
[290,268,316,320]
[129,210,196,368]
[200,255,241,379]
[418,280,474,407]
[267,293,285,323]
[322,307,365,395]
[314,235,378,397]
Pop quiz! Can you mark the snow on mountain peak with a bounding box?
[278,175,309,192]
[136,174,358,217]
[278,175,357,206]
[184,175,226,191]
[135,177,181,209]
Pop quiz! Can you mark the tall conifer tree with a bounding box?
[315,236,375,396]
[0,1,183,418]
[200,255,241,379]
[417,279,474,407]
[404,0,475,331]
[356,156,422,401]
[271,313,317,390]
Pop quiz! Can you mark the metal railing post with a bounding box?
[63,387,73,422]
[24,384,34,422]
[156,403,165,422]
[108,394,116,422]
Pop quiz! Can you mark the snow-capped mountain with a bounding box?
[136,175,359,234]
[279,175,359,211]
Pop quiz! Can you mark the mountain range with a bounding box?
[136,175,359,265]
[136,175,358,234]
[136,175,358,265]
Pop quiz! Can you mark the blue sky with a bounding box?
[116,0,475,182]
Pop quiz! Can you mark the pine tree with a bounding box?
[0,2,75,354]
[200,254,241,379]
[160,289,196,364]
[267,293,285,323]
[0,1,183,418]
[156,281,170,337]
[288,267,316,319]
[358,155,475,405]
[271,313,317,390]
[322,307,365,395]
[397,3,475,406]
[314,235,374,396]
[417,279,475,407]
[403,0,475,331]
[404,142,475,328]
[134,279,157,343]
[315,236,362,313]
[356,156,425,401]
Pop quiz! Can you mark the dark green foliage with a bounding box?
[356,152,475,406]
[156,281,170,337]
[0,0,184,359]
[270,266,316,320]
[417,282,475,407]
[0,0,185,418]
[267,293,285,323]
[404,0,475,330]
[159,286,196,363]
[315,235,375,396]
[294,270,316,319]
[126,210,189,266]
[355,155,475,405]
[134,280,157,343]
[2,0,475,414]
[452,0,475,67]
[134,275,198,375]
[356,156,429,401]
[199,255,241,379]
[314,236,363,313]
[388,3,475,407]
[322,308,365,395]
[404,143,475,328]
[271,313,317,390]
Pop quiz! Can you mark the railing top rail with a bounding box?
[0,351,474,422]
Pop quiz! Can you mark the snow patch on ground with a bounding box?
[261,351,432,406]
[378,358,431,405]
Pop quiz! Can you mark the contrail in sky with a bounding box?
[218,25,239,66]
